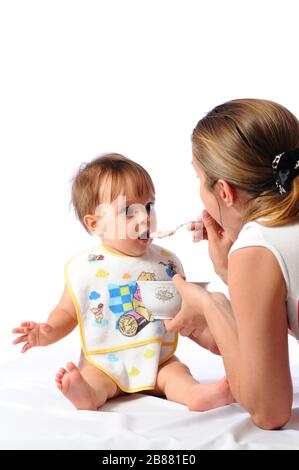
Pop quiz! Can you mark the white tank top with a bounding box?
[229,220,299,340]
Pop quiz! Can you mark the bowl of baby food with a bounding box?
[137,280,210,320]
[136,280,181,320]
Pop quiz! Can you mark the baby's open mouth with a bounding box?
[138,230,150,240]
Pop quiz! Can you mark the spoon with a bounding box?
[150,217,202,239]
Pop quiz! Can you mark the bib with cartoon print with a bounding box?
[65,243,183,393]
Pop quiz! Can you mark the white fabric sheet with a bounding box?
[1,331,299,450]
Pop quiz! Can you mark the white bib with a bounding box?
[65,243,183,392]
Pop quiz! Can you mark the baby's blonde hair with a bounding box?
[192,98,299,226]
[71,153,155,232]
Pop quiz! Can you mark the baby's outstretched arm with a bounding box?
[12,285,77,353]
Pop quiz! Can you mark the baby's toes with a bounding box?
[66,361,78,373]
[55,368,67,385]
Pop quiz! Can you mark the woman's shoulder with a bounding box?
[228,219,299,294]
[228,221,266,255]
[228,220,296,302]
[230,219,299,255]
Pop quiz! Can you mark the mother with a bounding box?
[166,98,299,430]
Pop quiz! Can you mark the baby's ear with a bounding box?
[83,214,98,232]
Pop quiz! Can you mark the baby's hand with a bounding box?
[12,321,54,353]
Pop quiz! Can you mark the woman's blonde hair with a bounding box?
[192,98,299,226]
[71,153,155,232]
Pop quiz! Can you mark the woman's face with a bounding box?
[191,157,222,226]
[192,155,250,240]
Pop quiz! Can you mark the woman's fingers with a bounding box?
[179,326,194,337]
[189,328,221,355]
[172,273,187,292]
[202,210,222,241]
[202,211,232,245]
[164,314,184,332]
[166,276,208,334]
[188,219,205,242]
[173,274,205,295]
[188,210,223,243]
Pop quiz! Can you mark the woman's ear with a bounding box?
[83,214,98,233]
[215,179,235,207]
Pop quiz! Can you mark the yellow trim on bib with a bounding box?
[64,245,179,393]
[83,355,158,393]
[64,261,88,356]
[85,332,178,393]
[159,332,179,366]
[100,244,132,258]
[87,337,171,355]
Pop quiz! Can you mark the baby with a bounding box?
[12,153,234,411]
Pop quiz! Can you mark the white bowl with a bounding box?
[137,280,211,320]
[137,280,182,320]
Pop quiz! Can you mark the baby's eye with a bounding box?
[120,207,134,217]
[145,202,155,213]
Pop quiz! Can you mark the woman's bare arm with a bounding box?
[204,246,292,429]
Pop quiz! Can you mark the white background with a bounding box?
[1,0,299,365]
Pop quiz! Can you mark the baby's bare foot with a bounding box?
[55,362,98,411]
[188,377,235,412]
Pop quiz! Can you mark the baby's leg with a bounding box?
[154,356,234,411]
[55,354,121,410]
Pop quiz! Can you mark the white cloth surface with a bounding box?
[1,333,299,450]
[2,279,299,450]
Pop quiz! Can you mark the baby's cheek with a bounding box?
[124,218,139,240]
[95,218,105,237]
[98,215,117,239]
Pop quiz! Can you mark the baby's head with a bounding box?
[71,153,156,257]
